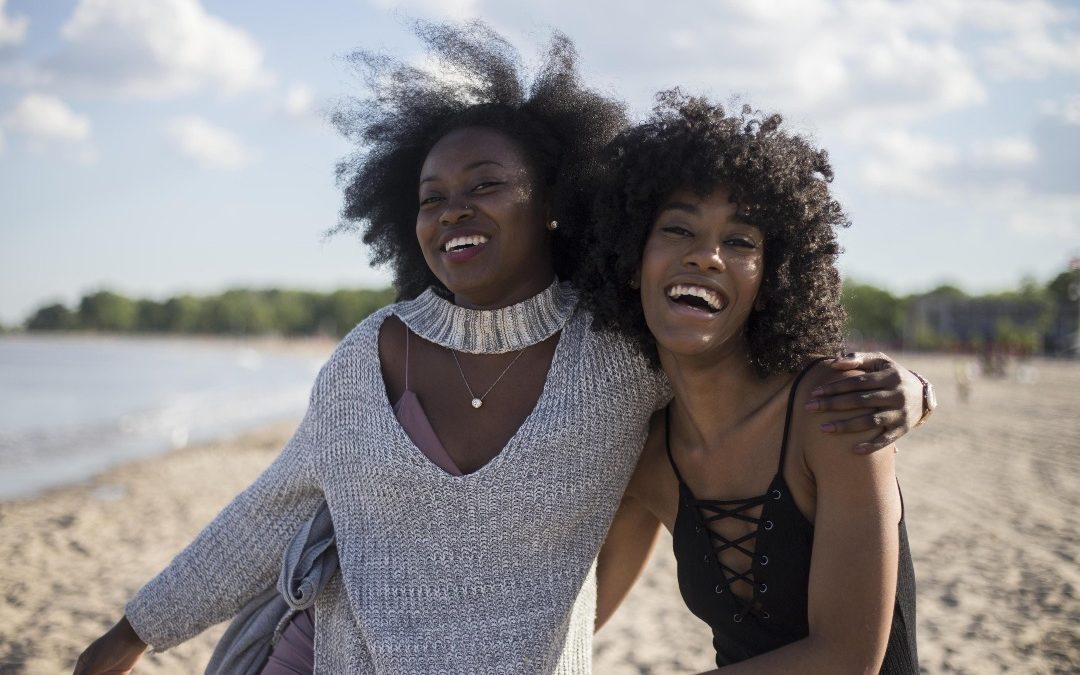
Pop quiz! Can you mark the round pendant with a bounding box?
[471,398,483,409]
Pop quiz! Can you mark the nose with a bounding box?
[439,199,473,226]
[683,240,726,273]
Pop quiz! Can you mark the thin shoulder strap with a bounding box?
[403,323,410,391]
[663,405,689,487]
[778,356,831,471]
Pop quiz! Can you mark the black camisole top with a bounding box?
[666,359,919,671]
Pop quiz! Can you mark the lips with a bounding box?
[665,282,727,314]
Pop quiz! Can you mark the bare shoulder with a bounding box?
[791,360,888,469]
[794,359,874,433]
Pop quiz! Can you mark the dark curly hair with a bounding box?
[331,20,627,300]
[578,91,850,375]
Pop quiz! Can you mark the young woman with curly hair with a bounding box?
[74,25,926,674]
[583,93,920,672]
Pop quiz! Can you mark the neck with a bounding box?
[658,339,776,451]
[452,271,557,310]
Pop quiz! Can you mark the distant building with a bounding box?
[904,294,1049,352]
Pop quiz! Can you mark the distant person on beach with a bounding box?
[582,93,921,672]
[73,23,929,675]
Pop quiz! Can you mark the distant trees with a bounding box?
[17,265,1079,355]
[78,291,138,332]
[25,304,78,331]
[843,265,1077,355]
[23,287,397,337]
[841,282,905,345]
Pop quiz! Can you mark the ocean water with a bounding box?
[0,336,326,499]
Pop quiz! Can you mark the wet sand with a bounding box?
[1,354,1077,673]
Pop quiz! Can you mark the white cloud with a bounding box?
[971,137,1038,167]
[563,0,989,129]
[861,129,960,196]
[372,0,480,20]
[53,0,273,98]
[0,0,27,46]
[1005,190,1080,240]
[166,116,252,170]
[1,93,91,143]
[1040,94,1080,126]
[284,83,315,119]
[861,130,1048,197]
[974,0,1080,79]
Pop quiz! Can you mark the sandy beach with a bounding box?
[1,353,1077,674]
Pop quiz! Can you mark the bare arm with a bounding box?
[596,412,672,631]
[595,493,662,631]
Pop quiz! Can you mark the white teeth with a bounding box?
[443,234,490,252]
[667,284,724,311]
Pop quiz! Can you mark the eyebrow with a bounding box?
[419,160,506,184]
[657,201,700,215]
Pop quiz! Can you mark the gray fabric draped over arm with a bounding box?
[205,501,339,675]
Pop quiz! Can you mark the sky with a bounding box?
[1,0,1078,325]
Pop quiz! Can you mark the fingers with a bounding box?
[818,409,907,453]
[806,389,903,412]
[811,368,902,398]
[828,351,895,372]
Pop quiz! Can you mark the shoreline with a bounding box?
[1,353,1077,672]
[0,334,336,502]
[0,331,340,357]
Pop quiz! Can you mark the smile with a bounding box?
[666,283,726,313]
[442,234,490,253]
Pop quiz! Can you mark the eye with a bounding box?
[725,236,758,249]
[419,194,443,206]
[472,180,503,192]
[660,225,692,237]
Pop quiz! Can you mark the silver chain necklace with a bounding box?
[449,347,527,409]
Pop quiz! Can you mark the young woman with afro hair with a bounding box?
[582,92,920,673]
[74,25,926,675]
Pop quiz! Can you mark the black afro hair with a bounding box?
[331,20,627,300]
[578,90,850,375]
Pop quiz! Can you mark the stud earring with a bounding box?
[628,278,640,289]
[547,220,559,231]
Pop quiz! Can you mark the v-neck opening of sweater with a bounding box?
[376,307,569,480]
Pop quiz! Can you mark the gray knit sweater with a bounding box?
[126,301,668,674]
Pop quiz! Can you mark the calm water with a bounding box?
[0,336,326,499]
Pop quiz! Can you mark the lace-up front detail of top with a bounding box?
[664,359,825,643]
[671,456,786,622]
[665,359,919,671]
[666,359,819,664]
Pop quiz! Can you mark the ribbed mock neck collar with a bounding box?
[393,279,578,354]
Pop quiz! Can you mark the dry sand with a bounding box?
[1,354,1077,674]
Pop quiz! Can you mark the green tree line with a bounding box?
[23,288,397,338]
[844,267,1078,350]
[15,266,1079,348]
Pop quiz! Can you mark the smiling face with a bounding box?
[416,126,555,309]
[639,187,765,363]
